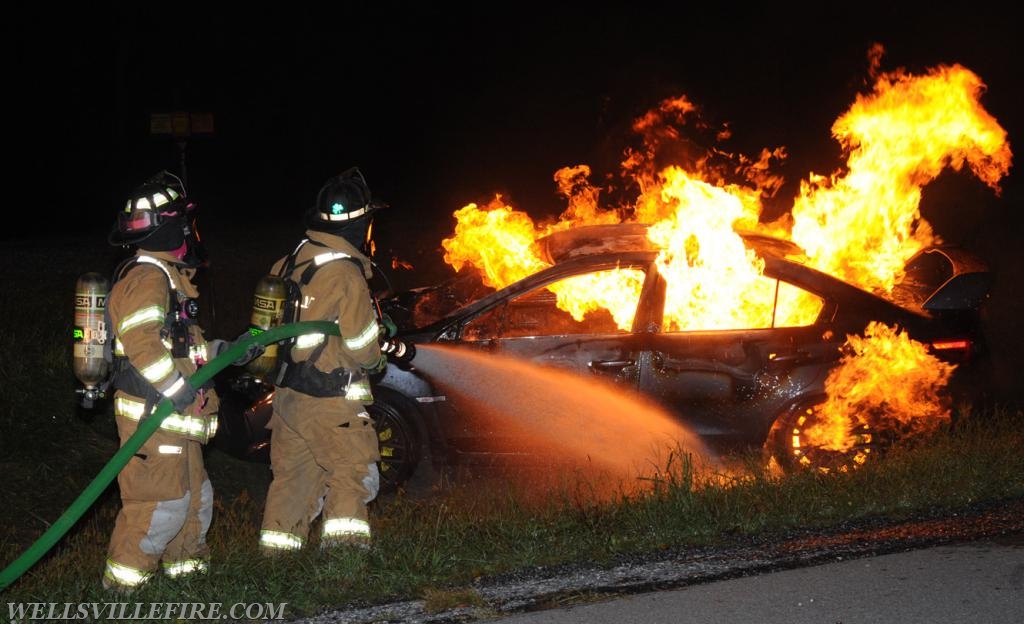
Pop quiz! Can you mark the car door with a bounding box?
[637,269,836,454]
[439,263,649,453]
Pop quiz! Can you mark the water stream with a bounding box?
[409,343,720,499]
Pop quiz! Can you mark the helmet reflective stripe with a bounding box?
[126,187,179,213]
[115,396,214,441]
[345,320,379,351]
[259,529,304,550]
[322,205,369,222]
[141,354,175,384]
[136,255,181,291]
[322,517,370,538]
[118,305,165,334]
[313,251,352,265]
[104,559,150,587]
[162,558,207,577]
[345,379,373,402]
[296,332,326,349]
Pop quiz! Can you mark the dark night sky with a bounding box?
[4,5,1022,260]
[3,5,1022,400]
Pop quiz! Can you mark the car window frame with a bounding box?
[452,253,658,342]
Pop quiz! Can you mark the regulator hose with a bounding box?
[0,320,340,592]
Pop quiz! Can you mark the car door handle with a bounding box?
[589,359,635,371]
[768,350,811,366]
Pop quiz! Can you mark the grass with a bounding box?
[3,408,1023,620]
[2,234,1024,621]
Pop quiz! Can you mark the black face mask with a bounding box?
[339,219,373,256]
[138,221,186,252]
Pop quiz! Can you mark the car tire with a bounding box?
[765,397,883,474]
[369,389,422,496]
[369,386,445,499]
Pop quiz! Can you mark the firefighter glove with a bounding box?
[378,312,398,340]
[380,338,416,364]
[209,331,266,366]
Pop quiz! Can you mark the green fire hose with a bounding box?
[0,320,340,592]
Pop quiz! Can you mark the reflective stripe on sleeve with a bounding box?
[141,354,175,385]
[344,320,379,351]
[160,374,185,397]
[118,305,165,334]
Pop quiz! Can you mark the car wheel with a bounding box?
[368,392,423,496]
[765,399,884,474]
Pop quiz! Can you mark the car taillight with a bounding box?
[931,339,972,357]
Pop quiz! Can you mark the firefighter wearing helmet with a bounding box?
[258,167,414,554]
[101,172,256,591]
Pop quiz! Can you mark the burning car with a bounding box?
[215,222,992,492]
[217,58,1009,492]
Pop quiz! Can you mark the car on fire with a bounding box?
[214,223,992,494]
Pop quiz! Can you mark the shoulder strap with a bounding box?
[277,239,315,280]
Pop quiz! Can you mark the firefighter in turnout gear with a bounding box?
[258,167,412,553]
[101,172,229,592]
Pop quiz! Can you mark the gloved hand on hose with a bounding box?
[378,312,398,340]
[208,330,266,366]
[380,337,416,364]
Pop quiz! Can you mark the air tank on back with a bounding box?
[73,272,110,408]
[246,274,288,378]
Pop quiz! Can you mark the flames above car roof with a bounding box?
[536,223,808,265]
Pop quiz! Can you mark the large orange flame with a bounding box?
[803,322,958,452]
[789,63,1012,293]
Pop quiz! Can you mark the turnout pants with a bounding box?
[104,413,213,590]
[259,388,381,552]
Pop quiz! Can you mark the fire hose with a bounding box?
[0,320,341,592]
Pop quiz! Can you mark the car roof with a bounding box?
[537,223,806,265]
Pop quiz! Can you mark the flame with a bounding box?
[646,166,821,330]
[391,256,414,271]
[802,322,957,452]
[439,51,1011,457]
[788,62,1012,293]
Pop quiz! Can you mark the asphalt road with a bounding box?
[494,536,1024,624]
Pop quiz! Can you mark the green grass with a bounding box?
[3,408,1023,620]
[2,236,1023,621]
